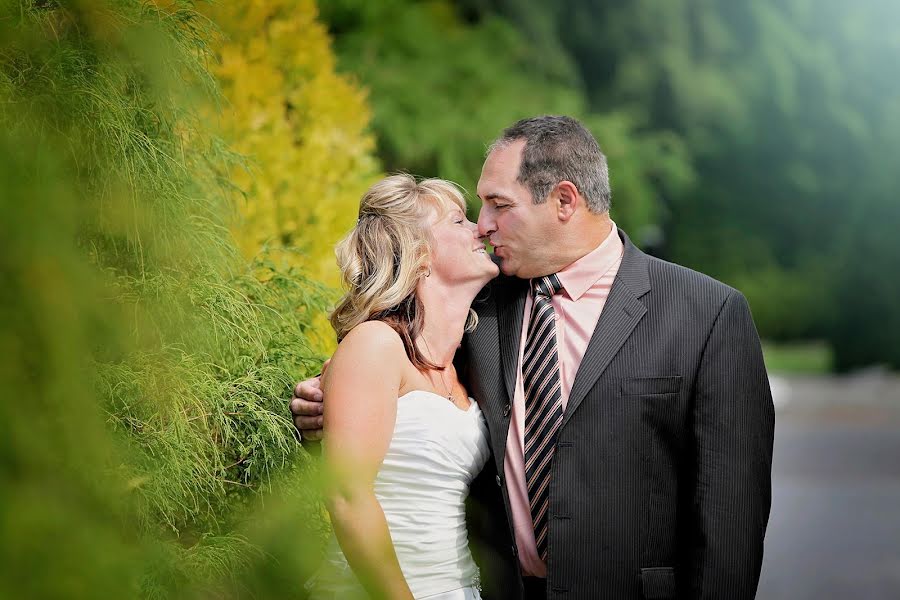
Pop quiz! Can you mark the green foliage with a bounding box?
[762,341,833,375]
[318,0,693,238]
[1,92,144,600]
[321,0,581,187]
[1,1,331,596]
[461,0,900,370]
[830,194,900,372]
[204,0,381,290]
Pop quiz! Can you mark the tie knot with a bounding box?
[531,274,563,299]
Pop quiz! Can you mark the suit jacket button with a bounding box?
[503,403,511,417]
[495,475,502,488]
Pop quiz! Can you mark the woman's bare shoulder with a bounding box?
[331,320,409,377]
[323,321,409,395]
[340,320,404,351]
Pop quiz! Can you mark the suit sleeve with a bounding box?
[688,290,775,599]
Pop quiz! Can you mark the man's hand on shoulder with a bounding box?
[290,359,329,442]
[289,321,404,444]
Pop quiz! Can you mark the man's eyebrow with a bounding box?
[482,193,512,202]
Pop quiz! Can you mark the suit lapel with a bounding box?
[563,230,651,428]
[498,275,528,406]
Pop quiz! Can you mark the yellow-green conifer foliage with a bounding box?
[2,2,333,596]
[205,0,380,288]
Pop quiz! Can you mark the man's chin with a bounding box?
[498,259,518,277]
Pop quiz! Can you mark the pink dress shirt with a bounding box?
[504,223,624,577]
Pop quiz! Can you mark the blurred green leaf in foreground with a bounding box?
[0,1,334,597]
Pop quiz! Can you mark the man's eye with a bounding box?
[495,204,508,209]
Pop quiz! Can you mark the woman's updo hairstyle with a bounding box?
[330,174,473,370]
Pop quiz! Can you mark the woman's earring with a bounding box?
[425,267,432,277]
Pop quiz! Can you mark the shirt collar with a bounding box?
[556,222,623,301]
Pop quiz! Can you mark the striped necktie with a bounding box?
[523,273,564,561]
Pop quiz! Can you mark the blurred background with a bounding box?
[1,0,898,598]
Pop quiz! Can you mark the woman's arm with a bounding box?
[321,321,414,600]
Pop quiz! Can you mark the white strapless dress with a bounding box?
[307,390,491,600]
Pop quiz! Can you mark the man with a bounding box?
[292,116,774,599]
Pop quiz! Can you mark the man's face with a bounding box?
[477,140,559,279]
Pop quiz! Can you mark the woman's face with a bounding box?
[426,203,499,287]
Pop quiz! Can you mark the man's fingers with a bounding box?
[290,365,328,441]
[293,377,321,398]
[302,428,324,442]
[294,414,324,431]
[289,397,324,417]
[289,397,302,417]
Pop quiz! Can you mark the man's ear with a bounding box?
[556,180,579,222]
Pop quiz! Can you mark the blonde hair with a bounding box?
[330,174,477,370]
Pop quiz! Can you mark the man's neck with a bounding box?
[544,217,614,275]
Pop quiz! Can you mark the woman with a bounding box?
[307,175,499,599]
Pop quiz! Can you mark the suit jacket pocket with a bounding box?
[640,566,676,599]
[621,376,682,396]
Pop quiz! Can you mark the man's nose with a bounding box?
[477,207,495,238]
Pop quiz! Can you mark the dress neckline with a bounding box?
[398,389,477,414]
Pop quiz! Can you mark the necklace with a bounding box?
[421,336,455,403]
[435,366,455,403]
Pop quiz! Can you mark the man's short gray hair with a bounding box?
[487,115,611,214]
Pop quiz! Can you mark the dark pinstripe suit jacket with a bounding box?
[460,229,775,600]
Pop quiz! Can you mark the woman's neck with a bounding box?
[416,284,476,367]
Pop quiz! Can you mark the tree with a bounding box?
[465,0,900,369]
[1,1,343,596]
[319,0,693,239]
[204,0,380,289]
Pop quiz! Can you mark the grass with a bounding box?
[762,340,833,375]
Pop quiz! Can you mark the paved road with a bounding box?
[758,375,900,599]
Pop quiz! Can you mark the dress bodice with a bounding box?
[308,390,490,599]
